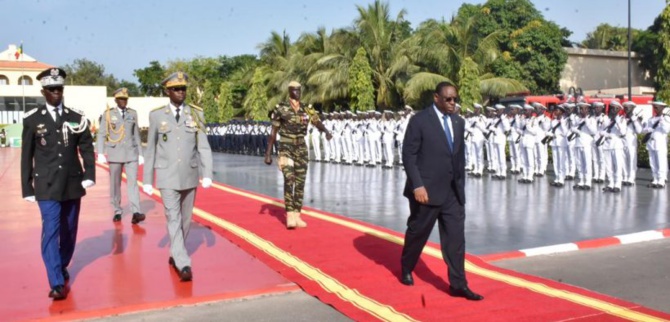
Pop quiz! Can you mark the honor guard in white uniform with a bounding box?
[564,103,578,181]
[547,105,569,187]
[591,102,608,184]
[491,104,509,179]
[570,102,598,190]
[532,103,551,177]
[642,101,670,188]
[621,101,643,186]
[381,110,395,168]
[143,72,213,282]
[518,104,538,183]
[22,68,96,300]
[507,104,523,175]
[97,88,145,223]
[465,103,486,177]
[598,101,627,192]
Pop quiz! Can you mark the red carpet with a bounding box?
[132,164,670,321]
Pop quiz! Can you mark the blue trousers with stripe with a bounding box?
[37,199,81,288]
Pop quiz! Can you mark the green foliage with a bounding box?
[654,2,670,101]
[457,57,482,111]
[244,68,270,121]
[62,58,120,95]
[201,80,218,122]
[582,23,642,51]
[134,61,165,96]
[217,81,235,122]
[455,0,568,94]
[117,80,141,96]
[348,47,375,111]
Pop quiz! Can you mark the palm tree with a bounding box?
[406,16,527,109]
[354,0,415,109]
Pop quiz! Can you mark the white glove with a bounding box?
[202,177,212,189]
[81,180,95,189]
[24,196,36,202]
[138,155,145,165]
[98,153,107,164]
[143,184,153,195]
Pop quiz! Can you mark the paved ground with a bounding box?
[494,238,670,314]
[92,292,351,322]
[212,153,670,255]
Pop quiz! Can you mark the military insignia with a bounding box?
[50,68,59,76]
[41,109,47,115]
[40,137,47,146]
[159,121,168,132]
[23,108,39,119]
[68,122,79,127]
[68,107,85,115]
[111,115,118,122]
[162,133,168,142]
[37,124,47,135]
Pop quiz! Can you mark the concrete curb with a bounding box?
[480,228,670,262]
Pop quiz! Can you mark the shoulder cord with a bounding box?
[62,118,90,147]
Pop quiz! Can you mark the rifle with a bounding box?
[505,118,516,136]
[484,118,502,140]
[595,119,618,146]
[567,120,586,142]
[540,120,563,144]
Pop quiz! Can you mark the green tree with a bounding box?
[456,0,568,94]
[582,24,642,51]
[457,58,482,110]
[201,80,218,121]
[217,81,235,122]
[134,61,165,96]
[655,1,670,101]
[355,0,415,109]
[62,58,119,95]
[243,68,269,120]
[348,47,375,112]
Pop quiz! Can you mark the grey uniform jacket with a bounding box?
[96,107,142,163]
[143,104,213,190]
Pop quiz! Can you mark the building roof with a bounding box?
[0,60,54,71]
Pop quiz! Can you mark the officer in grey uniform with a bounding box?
[142,72,213,282]
[97,88,145,223]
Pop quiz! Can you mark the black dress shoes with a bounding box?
[400,271,414,286]
[131,213,146,224]
[62,268,69,281]
[113,214,122,222]
[48,285,66,300]
[179,266,193,282]
[449,286,484,301]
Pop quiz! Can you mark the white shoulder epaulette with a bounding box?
[68,107,85,115]
[23,108,38,119]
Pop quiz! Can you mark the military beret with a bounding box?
[288,80,301,88]
[36,68,67,88]
[162,72,188,88]
[113,87,129,99]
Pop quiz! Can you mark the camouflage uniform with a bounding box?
[270,102,320,213]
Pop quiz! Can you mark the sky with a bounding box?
[2,0,666,82]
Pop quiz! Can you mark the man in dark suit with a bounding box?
[21,68,96,300]
[399,82,483,301]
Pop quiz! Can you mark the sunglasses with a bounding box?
[45,86,64,92]
[170,87,187,92]
[436,94,459,103]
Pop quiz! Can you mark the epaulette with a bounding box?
[150,105,166,112]
[23,108,39,119]
[189,104,203,112]
[68,107,85,115]
[305,104,318,117]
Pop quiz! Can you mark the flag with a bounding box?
[14,43,23,60]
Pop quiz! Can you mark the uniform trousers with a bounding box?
[551,146,567,183]
[575,146,593,186]
[493,142,507,176]
[159,188,196,270]
[622,142,638,183]
[37,199,81,288]
[470,140,484,174]
[520,145,535,180]
[603,148,624,189]
[508,141,521,172]
[310,131,322,161]
[592,145,606,181]
[648,146,668,184]
[109,161,140,215]
[535,142,548,175]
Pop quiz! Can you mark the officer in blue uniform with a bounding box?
[21,68,96,300]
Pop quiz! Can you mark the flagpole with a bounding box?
[20,42,25,113]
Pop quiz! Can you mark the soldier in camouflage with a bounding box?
[264,81,332,229]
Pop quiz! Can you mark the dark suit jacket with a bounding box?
[402,105,466,206]
[21,105,95,201]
